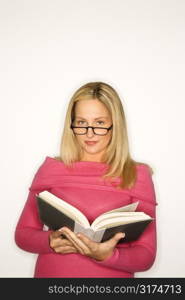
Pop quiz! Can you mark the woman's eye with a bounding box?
[77,120,85,125]
[76,120,104,125]
[97,121,104,125]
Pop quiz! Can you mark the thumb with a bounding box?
[109,232,125,246]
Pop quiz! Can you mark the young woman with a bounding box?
[15,81,157,277]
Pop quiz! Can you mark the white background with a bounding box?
[0,0,185,277]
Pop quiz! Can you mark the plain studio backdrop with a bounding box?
[0,0,184,278]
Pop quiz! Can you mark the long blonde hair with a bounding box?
[55,81,153,189]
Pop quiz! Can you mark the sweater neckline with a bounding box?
[73,160,108,165]
[47,156,109,166]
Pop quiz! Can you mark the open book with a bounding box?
[36,191,153,243]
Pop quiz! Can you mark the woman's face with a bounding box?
[73,99,113,162]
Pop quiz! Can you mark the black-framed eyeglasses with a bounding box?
[70,124,113,136]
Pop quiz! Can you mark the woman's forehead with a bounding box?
[75,116,110,121]
[74,99,110,115]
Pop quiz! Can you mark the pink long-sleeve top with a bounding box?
[15,156,157,278]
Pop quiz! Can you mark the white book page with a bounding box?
[38,191,90,227]
[101,201,139,215]
[91,211,145,229]
[74,222,105,242]
[91,201,139,228]
[94,213,151,230]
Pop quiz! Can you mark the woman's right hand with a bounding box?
[49,228,79,254]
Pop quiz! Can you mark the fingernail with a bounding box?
[77,233,81,238]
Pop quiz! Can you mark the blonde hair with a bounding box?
[55,81,153,189]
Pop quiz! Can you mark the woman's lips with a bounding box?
[85,141,98,146]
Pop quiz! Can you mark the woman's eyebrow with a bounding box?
[76,116,109,120]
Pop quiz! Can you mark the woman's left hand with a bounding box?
[59,226,125,261]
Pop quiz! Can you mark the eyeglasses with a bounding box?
[70,124,113,135]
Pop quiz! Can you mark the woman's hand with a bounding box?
[59,227,125,261]
[49,229,79,254]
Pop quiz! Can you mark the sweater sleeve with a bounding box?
[14,158,55,254]
[94,165,158,273]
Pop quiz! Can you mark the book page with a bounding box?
[94,213,152,230]
[101,201,139,215]
[74,221,105,242]
[37,191,90,227]
[91,201,139,228]
[91,211,145,229]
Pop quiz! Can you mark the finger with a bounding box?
[60,230,86,255]
[61,239,75,246]
[60,227,90,255]
[51,229,66,239]
[54,245,78,254]
[50,232,74,248]
[54,238,75,248]
[76,232,96,249]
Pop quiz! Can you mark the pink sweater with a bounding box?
[15,156,157,278]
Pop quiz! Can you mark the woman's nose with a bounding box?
[86,127,94,137]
